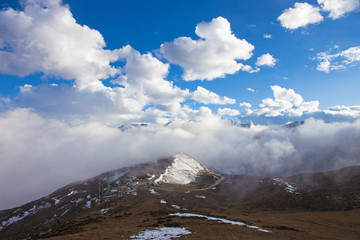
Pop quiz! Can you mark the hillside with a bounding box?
[0,154,359,239]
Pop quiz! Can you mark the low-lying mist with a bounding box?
[1,108,359,210]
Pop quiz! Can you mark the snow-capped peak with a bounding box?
[155,152,208,184]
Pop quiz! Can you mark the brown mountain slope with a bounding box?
[0,156,359,240]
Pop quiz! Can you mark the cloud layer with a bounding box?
[1,109,360,210]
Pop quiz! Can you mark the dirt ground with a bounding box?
[43,201,360,240]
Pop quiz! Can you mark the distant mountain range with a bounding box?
[1,153,359,239]
[118,120,306,133]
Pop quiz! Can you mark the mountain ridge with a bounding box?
[1,154,359,239]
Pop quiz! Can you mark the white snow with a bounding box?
[84,201,91,208]
[155,152,208,185]
[67,190,78,196]
[45,214,58,224]
[71,197,84,204]
[171,205,187,211]
[272,178,299,194]
[61,209,69,217]
[0,214,26,231]
[53,198,60,205]
[149,189,159,195]
[100,208,109,214]
[0,203,51,231]
[129,227,191,240]
[160,200,167,204]
[171,205,180,209]
[195,195,206,199]
[40,202,52,208]
[169,213,271,233]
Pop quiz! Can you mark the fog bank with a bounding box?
[0,108,359,209]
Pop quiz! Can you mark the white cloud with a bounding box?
[160,16,256,81]
[0,0,121,92]
[217,108,240,116]
[13,44,238,124]
[278,2,323,30]
[341,46,360,63]
[324,105,360,117]
[263,34,272,39]
[0,2,247,125]
[316,53,333,73]
[1,109,360,210]
[253,85,319,117]
[19,84,33,94]
[316,46,360,73]
[12,45,191,124]
[191,86,235,105]
[239,102,252,108]
[0,97,11,110]
[318,0,360,19]
[256,53,277,67]
[10,41,243,124]
[246,88,255,92]
[116,45,188,113]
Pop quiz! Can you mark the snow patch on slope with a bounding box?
[0,202,51,231]
[129,227,191,240]
[155,152,208,184]
[272,178,299,194]
[170,213,271,233]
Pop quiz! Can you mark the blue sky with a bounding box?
[0,0,360,124]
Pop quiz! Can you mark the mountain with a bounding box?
[282,121,305,128]
[118,123,149,132]
[154,152,215,185]
[0,154,359,239]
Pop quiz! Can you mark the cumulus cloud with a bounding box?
[10,44,239,124]
[278,2,323,30]
[318,0,360,19]
[11,45,188,124]
[316,46,360,73]
[191,86,236,105]
[255,53,277,67]
[324,105,360,117]
[0,0,120,91]
[246,88,255,92]
[160,16,256,81]
[116,45,188,114]
[1,109,360,209]
[252,85,319,117]
[263,34,272,39]
[217,108,240,116]
[0,2,242,124]
[240,102,252,108]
